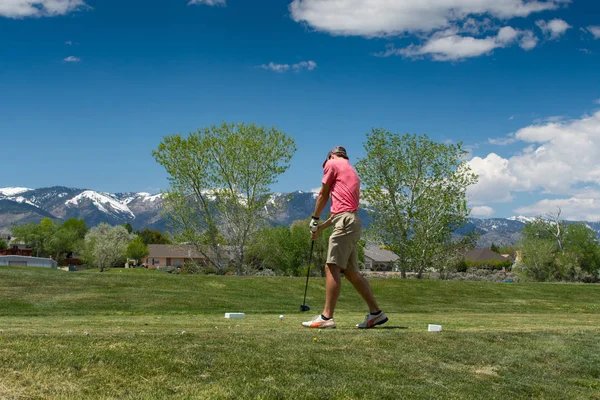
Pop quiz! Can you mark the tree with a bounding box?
[126,236,150,265]
[136,228,172,245]
[516,215,600,282]
[490,243,500,254]
[246,219,333,276]
[0,238,7,251]
[11,219,58,257]
[153,122,296,275]
[83,224,135,272]
[355,129,477,278]
[123,223,133,234]
[62,218,88,240]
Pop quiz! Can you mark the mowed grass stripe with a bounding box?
[1,267,600,316]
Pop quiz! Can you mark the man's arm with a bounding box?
[312,183,331,219]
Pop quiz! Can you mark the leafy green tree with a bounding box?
[355,129,477,278]
[62,218,88,240]
[490,243,500,254]
[562,223,600,280]
[136,228,172,245]
[83,223,135,272]
[11,219,58,257]
[246,218,332,276]
[514,238,557,281]
[45,228,75,261]
[516,214,600,282]
[153,122,296,274]
[0,238,7,251]
[123,223,134,234]
[126,236,150,265]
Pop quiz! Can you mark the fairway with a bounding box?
[1,267,599,399]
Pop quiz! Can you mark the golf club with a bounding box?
[300,240,315,312]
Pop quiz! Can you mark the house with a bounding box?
[363,245,399,271]
[0,234,33,256]
[144,244,237,269]
[0,233,10,243]
[464,248,510,264]
[0,255,57,268]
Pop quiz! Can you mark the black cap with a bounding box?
[323,146,348,168]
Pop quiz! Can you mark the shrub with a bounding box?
[465,259,512,271]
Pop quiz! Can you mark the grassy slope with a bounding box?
[1,267,599,399]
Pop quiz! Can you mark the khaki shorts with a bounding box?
[327,211,362,271]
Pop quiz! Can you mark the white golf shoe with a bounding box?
[356,312,388,329]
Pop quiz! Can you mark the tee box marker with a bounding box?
[225,313,245,319]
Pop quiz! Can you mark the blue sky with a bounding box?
[1,0,599,219]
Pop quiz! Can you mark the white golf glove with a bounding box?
[309,217,320,233]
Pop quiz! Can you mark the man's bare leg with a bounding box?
[343,269,380,313]
[322,264,341,319]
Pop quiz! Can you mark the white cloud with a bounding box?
[584,26,600,39]
[64,56,81,62]
[489,134,517,145]
[289,0,568,37]
[515,198,600,221]
[468,111,600,219]
[467,153,519,205]
[188,0,225,6]
[65,40,73,45]
[596,99,600,105]
[535,19,571,39]
[519,30,539,50]
[258,60,317,73]
[379,26,532,61]
[0,0,88,18]
[471,206,495,217]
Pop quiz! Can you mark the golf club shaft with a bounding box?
[302,240,315,306]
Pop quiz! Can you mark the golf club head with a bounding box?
[299,304,311,312]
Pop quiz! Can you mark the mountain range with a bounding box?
[2,186,599,247]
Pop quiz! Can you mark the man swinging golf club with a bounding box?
[302,146,388,329]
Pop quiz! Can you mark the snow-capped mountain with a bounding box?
[1,186,599,247]
[0,186,164,231]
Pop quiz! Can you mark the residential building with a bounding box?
[144,244,237,269]
[0,255,57,268]
[363,245,399,271]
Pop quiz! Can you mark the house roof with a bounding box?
[147,244,237,260]
[364,245,399,263]
[464,248,509,263]
[147,244,206,259]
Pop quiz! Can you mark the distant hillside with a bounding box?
[1,186,598,247]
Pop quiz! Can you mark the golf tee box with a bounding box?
[224,313,245,319]
[428,324,442,332]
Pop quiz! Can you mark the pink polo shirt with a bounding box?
[322,159,360,215]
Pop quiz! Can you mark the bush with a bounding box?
[454,260,468,273]
[156,266,180,274]
[465,259,512,271]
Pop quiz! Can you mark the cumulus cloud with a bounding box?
[584,26,600,39]
[515,198,600,221]
[468,111,600,219]
[0,0,88,18]
[188,0,225,6]
[519,30,539,50]
[536,18,571,39]
[63,56,81,62]
[471,206,495,217]
[289,0,568,37]
[258,60,317,73]
[376,26,535,61]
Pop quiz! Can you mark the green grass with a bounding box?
[1,267,600,399]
